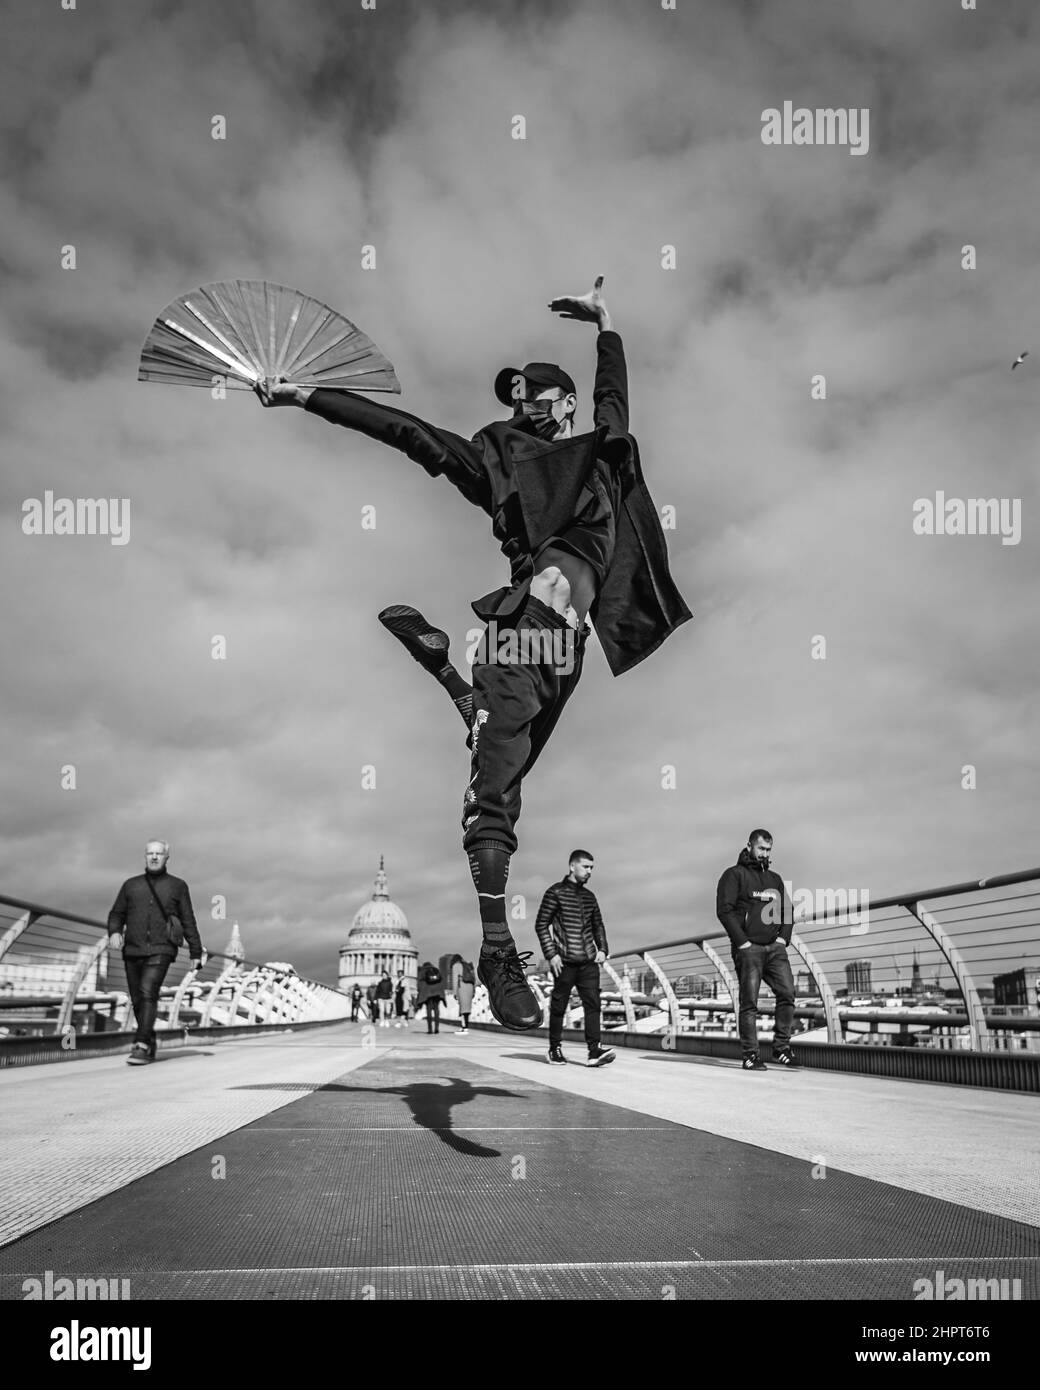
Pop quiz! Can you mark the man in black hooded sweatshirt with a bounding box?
[715,829,798,1070]
[257,277,690,1033]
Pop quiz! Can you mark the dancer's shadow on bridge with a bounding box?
[318,1076,523,1158]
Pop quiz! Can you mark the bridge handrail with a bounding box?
[0,888,347,1038]
[603,862,1040,1054]
[0,892,108,930]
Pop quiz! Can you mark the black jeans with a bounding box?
[124,953,172,1047]
[733,942,795,1054]
[548,960,601,1048]
[462,595,587,853]
[425,998,441,1032]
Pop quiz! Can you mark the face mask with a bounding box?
[511,402,560,440]
[528,406,561,440]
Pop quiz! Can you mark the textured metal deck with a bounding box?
[1,1036,1037,1300]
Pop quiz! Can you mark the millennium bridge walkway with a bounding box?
[0,869,1038,1319]
[1,1018,1037,1305]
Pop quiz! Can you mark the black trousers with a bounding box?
[124,953,172,1046]
[424,998,441,1031]
[462,595,587,853]
[732,942,796,1053]
[548,960,601,1048]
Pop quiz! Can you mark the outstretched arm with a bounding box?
[548,275,613,333]
[548,276,628,438]
[255,378,491,514]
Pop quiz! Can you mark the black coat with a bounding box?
[305,331,691,677]
[107,870,203,960]
[535,879,609,964]
[416,968,445,1005]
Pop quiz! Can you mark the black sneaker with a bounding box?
[127,1043,152,1066]
[477,946,541,1031]
[146,1038,157,1060]
[378,605,450,674]
[741,1054,768,1071]
[772,1049,799,1068]
[548,1043,567,1065]
[586,1044,616,1068]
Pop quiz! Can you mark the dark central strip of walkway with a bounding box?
[2,1051,1038,1299]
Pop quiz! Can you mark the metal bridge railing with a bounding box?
[0,892,349,1044]
[590,866,1040,1057]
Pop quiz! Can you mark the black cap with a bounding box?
[494,361,577,407]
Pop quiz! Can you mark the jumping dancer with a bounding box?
[257,278,690,1029]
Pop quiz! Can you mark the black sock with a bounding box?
[483,921,513,947]
[433,662,473,727]
[437,662,471,703]
[468,841,514,950]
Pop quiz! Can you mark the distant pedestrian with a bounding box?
[106,840,204,1066]
[394,971,411,1026]
[350,983,363,1021]
[716,829,798,1071]
[535,850,615,1068]
[416,961,445,1034]
[456,961,476,1034]
[366,982,379,1022]
[375,970,394,1026]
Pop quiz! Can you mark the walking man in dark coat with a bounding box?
[257,278,690,1032]
[107,840,204,1065]
[536,849,615,1068]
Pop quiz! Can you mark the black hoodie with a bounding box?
[715,849,791,949]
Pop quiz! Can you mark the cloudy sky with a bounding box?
[2,0,1039,986]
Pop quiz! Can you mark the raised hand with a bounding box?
[254,375,306,407]
[548,275,610,329]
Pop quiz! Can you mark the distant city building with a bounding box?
[338,858,418,996]
[621,966,656,996]
[224,922,245,962]
[845,960,872,994]
[795,970,819,997]
[674,974,713,998]
[993,967,1040,1015]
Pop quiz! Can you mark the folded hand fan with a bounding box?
[138,280,401,393]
